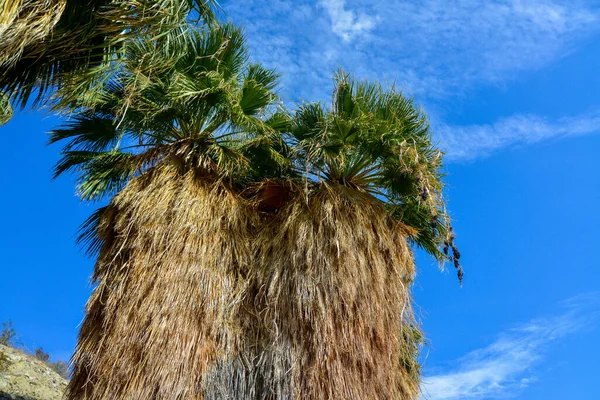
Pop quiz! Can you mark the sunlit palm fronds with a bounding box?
[51,23,286,203]
[68,166,259,400]
[0,0,66,67]
[288,70,462,279]
[0,0,218,108]
[251,186,421,399]
[0,93,13,126]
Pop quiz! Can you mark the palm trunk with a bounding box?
[68,171,422,399]
[253,185,421,399]
[67,166,258,399]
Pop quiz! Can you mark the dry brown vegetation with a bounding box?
[250,184,421,399]
[0,0,66,67]
[67,163,422,399]
[68,165,259,399]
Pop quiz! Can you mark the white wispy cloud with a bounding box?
[220,1,600,160]
[222,0,599,100]
[375,0,598,96]
[436,110,600,161]
[420,293,600,399]
[318,0,376,41]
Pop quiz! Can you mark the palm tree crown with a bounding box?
[285,71,461,277]
[51,23,286,199]
[0,0,218,109]
[50,22,289,256]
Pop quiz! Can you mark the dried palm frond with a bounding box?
[0,0,66,67]
[251,184,421,400]
[0,0,218,108]
[0,92,12,126]
[67,165,259,400]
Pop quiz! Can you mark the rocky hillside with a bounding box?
[0,344,67,400]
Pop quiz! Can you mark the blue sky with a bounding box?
[1,0,600,399]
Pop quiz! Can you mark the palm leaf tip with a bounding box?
[0,93,13,126]
[76,205,110,257]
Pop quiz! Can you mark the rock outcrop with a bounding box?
[0,344,66,400]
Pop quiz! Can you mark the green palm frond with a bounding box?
[389,198,449,260]
[0,0,218,108]
[49,112,121,152]
[288,69,455,265]
[76,205,109,257]
[55,150,139,201]
[239,64,280,115]
[51,23,286,202]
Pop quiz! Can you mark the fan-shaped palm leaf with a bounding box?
[288,70,460,271]
[0,0,218,110]
[51,24,286,203]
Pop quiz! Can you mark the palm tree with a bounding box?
[247,71,460,399]
[50,23,288,399]
[49,13,459,395]
[0,0,217,111]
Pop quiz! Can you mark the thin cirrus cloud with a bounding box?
[221,0,600,160]
[420,292,600,399]
[222,0,598,99]
[372,0,598,97]
[436,110,600,161]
